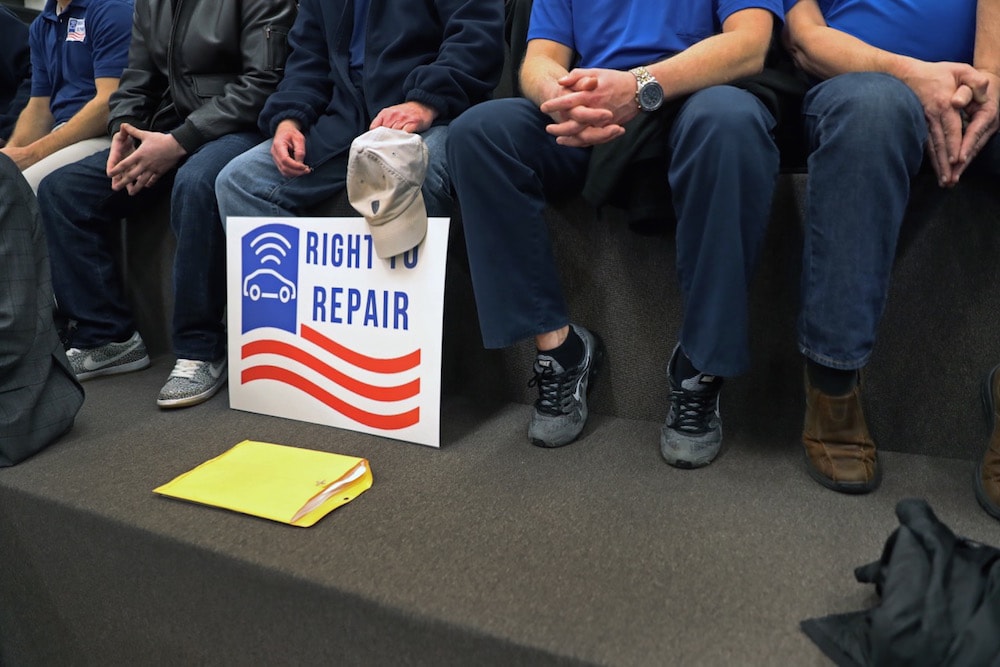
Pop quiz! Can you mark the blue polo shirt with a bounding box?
[783,0,975,64]
[29,0,132,126]
[528,0,784,71]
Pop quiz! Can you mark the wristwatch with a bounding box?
[629,66,664,112]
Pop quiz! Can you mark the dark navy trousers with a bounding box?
[447,88,779,377]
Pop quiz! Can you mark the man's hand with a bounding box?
[949,71,1000,183]
[900,60,988,185]
[370,101,438,133]
[270,119,310,178]
[0,144,40,170]
[106,125,138,182]
[538,68,636,147]
[106,123,186,195]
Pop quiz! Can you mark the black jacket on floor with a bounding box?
[801,499,1000,666]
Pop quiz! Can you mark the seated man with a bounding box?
[784,0,1000,493]
[1,0,132,192]
[37,0,297,408]
[214,0,504,228]
[0,5,31,145]
[0,154,84,467]
[447,0,782,457]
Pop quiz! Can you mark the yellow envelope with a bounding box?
[154,440,372,527]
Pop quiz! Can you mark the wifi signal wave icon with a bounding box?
[251,231,292,265]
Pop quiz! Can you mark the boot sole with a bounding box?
[801,448,882,495]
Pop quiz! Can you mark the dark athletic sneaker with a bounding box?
[528,324,605,448]
[660,345,723,468]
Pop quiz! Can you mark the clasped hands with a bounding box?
[539,68,640,148]
[909,61,1000,187]
[106,123,186,195]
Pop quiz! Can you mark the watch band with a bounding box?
[629,66,658,111]
[630,66,656,88]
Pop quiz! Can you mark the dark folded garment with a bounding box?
[801,498,1000,666]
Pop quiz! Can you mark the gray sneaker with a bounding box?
[157,357,228,409]
[528,324,605,448]
[66,331,151,381]
[660,346,723,468]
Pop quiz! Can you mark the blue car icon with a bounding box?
[243,268,297,303]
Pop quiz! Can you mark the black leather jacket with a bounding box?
[108,0,297,154]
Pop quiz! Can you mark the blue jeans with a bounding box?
[798,73,929,369]
[800,73,1000,370]
[38,131,261,361]
[215,124,453,222]
[448,89,779,377]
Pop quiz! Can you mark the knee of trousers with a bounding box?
[36,168,88,231]
[171,170,223,234]
[447,99,536,169]
[213,150,280,221]
[677,87,775,139]
[807,73,927,148]
[447,105,494,167]
[174,159,218,193]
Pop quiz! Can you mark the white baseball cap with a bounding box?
[346,127,429,259]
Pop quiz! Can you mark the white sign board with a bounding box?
[226,217,450,447]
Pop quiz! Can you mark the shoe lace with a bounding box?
[66,348,82,358]
[529,363,582,416]
[668,385,719,434]
[169,359,203,380]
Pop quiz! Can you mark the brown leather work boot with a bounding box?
[975,364,1000,521]
[801,373,881,494]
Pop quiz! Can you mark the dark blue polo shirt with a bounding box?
[29,0,132,126]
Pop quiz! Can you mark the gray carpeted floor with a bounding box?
[3,358,1000,665]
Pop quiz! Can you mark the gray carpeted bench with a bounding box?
[122,169,1000,462]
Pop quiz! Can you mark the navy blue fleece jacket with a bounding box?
[258,0,504,168]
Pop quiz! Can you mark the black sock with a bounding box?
[673,350,699,382]
[540,326,584,370]
[807,359,858,396]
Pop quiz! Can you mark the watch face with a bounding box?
[639,81,664,111]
